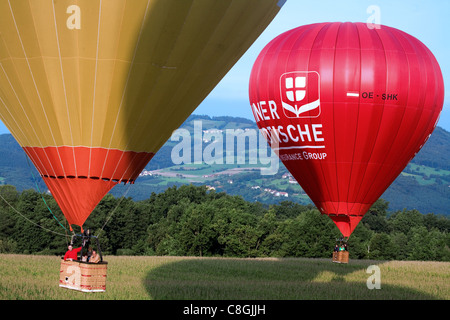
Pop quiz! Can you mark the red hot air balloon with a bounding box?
[249,22,444,238]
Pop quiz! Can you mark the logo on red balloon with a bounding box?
[280,71,320,118]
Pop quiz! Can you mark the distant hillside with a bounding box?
[0,134,46,192]
[0,115,449,215]
[408,126,450,170]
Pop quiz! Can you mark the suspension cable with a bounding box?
[0,191,67,236]
[26,155,68,231]
[96,183,132,239]
[4,154,136,241]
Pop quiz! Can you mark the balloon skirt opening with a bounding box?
[329,215,363,238]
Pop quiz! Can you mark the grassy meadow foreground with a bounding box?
[0,254,448,300]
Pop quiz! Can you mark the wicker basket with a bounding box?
[332,251,349,264]
[59,259,108,292]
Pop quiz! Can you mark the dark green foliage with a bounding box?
[0,184,448,261]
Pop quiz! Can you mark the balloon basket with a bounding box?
[59,259,108,292]
[332,251,349,264]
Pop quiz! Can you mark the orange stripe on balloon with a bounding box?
[23,146,154,228]
[23,146,154,182]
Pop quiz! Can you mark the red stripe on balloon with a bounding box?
[23,146,154,228]
[23,146,154,182]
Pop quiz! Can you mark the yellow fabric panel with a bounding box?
[0,0,283,152]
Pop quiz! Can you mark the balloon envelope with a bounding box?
[0,0,284,230]
[249,22,444,237]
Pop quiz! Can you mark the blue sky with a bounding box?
[0,0,448,135]
[194,0,450,131]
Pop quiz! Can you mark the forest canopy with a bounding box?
[0,184,448,261]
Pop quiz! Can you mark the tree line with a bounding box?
[0,184,448,261]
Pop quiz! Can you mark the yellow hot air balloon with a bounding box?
[0,0,284,231]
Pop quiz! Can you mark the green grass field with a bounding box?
[0,254,448,300]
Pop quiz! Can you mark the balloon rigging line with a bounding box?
[95,182,132,240]
[0,189,66,237]
[25,155,68,231]
[25,149,135,240]
[0,153,134,240]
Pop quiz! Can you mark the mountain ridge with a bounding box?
[0,114,449,215]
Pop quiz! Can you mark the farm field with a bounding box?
[0,254,448,301]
